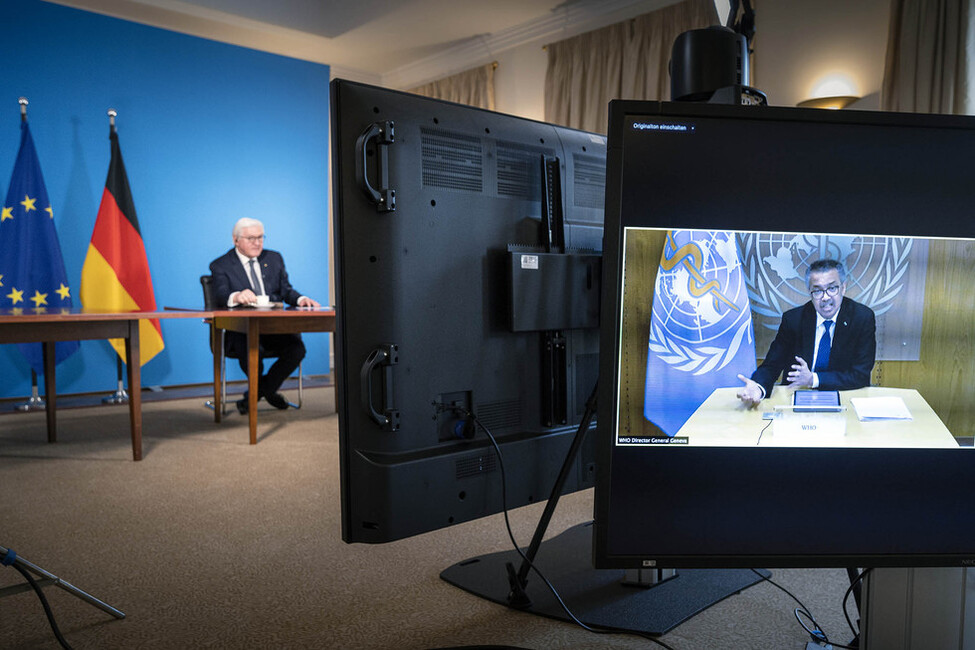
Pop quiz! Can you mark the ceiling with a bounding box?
[47,0,692,87]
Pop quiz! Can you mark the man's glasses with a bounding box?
[810,285,840,299]
[239,235,265,243]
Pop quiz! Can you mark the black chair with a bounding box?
[200,274,302,414]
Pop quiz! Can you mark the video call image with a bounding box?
[614,227,975,449]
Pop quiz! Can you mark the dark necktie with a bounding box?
[815,320,833,371]
[248,259,264,295]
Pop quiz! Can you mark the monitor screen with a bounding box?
[331,80,605,544]
[595,100,975,568]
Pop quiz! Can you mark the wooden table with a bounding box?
[0,309,203,460]
[209,307,336,444]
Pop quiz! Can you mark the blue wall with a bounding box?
[0,0,331,398]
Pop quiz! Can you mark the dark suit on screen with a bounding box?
[751,296,876,397]
[208,248,306,397]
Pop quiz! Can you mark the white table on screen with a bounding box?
[675,386,958,448]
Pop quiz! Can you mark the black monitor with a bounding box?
[595,100,975,569]
[331,79,605,544]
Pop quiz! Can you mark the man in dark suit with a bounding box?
[737,258,876,407]
[209,217,320,413]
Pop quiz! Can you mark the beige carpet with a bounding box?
[0,385,855,649]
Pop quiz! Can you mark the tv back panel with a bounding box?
[331,80,605,544]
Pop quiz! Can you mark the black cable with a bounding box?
[9,562,74,650]
[794,606,829,645]
[750,568,858,650]
[843,568,871,641]
[756,418,773,445]
[448,404,679,650]
[749,569,824,640]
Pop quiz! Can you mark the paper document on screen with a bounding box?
[850,397,913,421]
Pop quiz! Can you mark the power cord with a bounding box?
[756,418,773,445]
[442,403,679,650]
[843,568,871,642]
[750,568,859,650]
[2,548,74,649]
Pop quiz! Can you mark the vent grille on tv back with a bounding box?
[456,453,498,479]
[497,141,555,200]
[476,398,522,431]
[421,127,483,192]
[573,153,606,209]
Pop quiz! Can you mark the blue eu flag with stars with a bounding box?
[0,120,79,372]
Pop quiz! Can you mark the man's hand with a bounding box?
[736,374,763,408]
[297,296,320,308]
[234,289,258,306]
[786,356,814,388]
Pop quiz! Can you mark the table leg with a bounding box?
[125,320,143,461]
[212,325,222,423]
[42,341,56,443]
[247,318,260,445]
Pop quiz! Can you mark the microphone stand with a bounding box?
[0,543,125,619]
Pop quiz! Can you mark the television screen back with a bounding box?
[331,80,605,544]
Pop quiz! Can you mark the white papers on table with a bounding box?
[850,396,913,421]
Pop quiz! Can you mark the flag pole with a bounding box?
[102,357,129,405]
[100,108,129,406]
[14,371,47,412]
[12,99,47,413]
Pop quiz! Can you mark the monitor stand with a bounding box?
[440,382,769,636]
[441,521,769,636]
[860,567,975,648]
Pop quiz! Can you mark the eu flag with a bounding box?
[644,230,756,436]
[0,120,79,372]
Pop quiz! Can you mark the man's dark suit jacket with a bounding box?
[208,248,303,357]
[751,296,876,397]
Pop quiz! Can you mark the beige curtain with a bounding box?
[408,62,496,111]
[881,0,975,113]
[544,0,717,133]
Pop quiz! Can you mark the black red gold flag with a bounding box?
[80,126,164,365]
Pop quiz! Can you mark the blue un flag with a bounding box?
[644,230,756,436]
[0,120,79,372]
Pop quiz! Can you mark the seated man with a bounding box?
[209,217,320,413]
[737,258,876,408]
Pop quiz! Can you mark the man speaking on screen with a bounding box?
[737,259,876,408]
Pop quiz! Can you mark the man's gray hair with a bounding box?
[233,217,264,239]
[806,258,847,284]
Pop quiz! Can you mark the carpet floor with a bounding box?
[0,385,855,649]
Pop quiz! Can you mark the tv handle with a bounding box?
[359,343,400,431]
[355,120,396,212]
[358,346,490,440]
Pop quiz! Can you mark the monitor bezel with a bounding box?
[594,100,975,569]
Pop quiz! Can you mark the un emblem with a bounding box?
[740,233,911,329]
[648,231,753,375]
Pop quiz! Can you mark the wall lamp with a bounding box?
[797,95,859,110]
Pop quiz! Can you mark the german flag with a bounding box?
[80,124,164,365]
